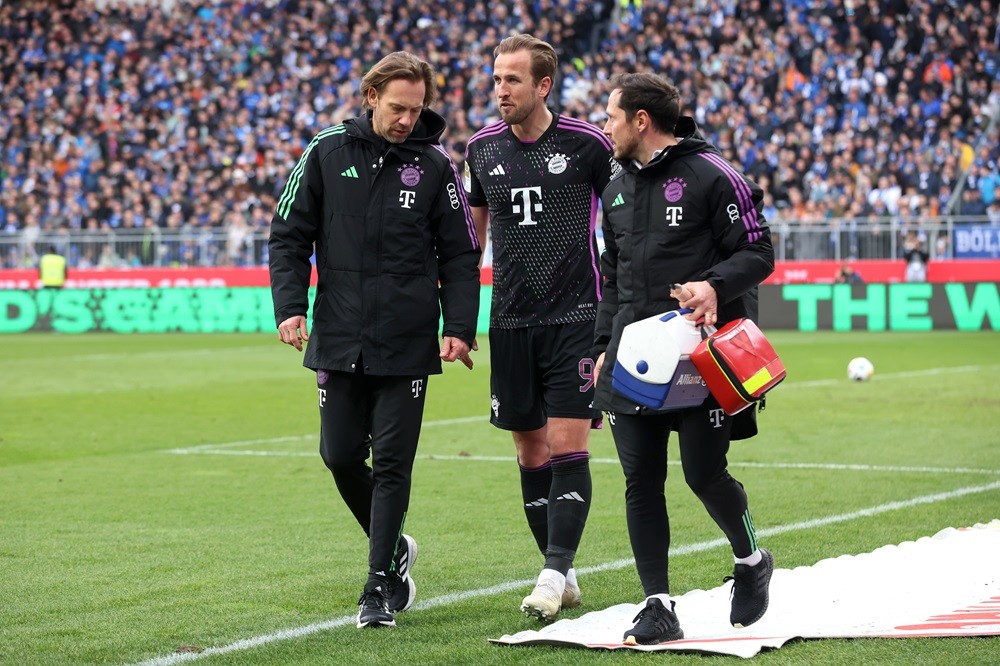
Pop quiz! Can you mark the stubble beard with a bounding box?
[373,115,408,144]
[500,99,537,127]
[613,139,635,163]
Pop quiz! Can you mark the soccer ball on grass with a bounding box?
[847,357,874,382]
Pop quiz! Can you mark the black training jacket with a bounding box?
[269,110,481,376]
[594,117,774,416]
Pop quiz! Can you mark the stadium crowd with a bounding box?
[1,0,999,268]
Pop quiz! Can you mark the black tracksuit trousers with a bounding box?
[317,367,427,580]
[609,395,756,597]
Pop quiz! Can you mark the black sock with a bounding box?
[519,461,552,555]
[544,452,592,575]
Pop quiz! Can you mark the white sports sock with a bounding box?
[646,593,671,607]
[735,549,763,566]
[538,568,566,591]
[565,567,578,588]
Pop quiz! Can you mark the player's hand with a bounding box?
[465,338,479,369]
[278,315,309,352]
[671,281,719,328]
[458,338,479,369]
[441,336,474,369]
[594,352,605,386]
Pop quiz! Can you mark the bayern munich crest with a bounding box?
[399,164,424,186]
[663,177,687,202]
[547,153,568,174]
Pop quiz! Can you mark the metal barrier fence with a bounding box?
[2,227,270,269]
[1,215,996,269]
[767,215,996,263]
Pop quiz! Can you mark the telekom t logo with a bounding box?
[399,190,416,209]
[665,206,683,226]
[511,186,542,225]
[709,408,725,428]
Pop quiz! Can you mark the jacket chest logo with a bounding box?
[662,177,687,202]
[662,177,687,227]
[665,206,683,227]
[399,164,424,187]
[398,163,424,209]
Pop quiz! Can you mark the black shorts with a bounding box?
[488,322,598,431]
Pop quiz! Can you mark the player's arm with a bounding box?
[592,229,618,386]
[591,138,616,194]
[471,206,489,267]
[593,199,619,359]
[431,155,481,353]
[699,166,774,304]
[463,149,490,268]
[269,136,323,343]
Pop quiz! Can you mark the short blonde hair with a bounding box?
[360,51,437,109]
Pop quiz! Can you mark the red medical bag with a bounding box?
[690,318,786,415]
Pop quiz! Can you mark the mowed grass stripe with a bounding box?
[2,331,994,664]
[130,480,1000,666]
[160,360,996,455]
[164,444,1000,477]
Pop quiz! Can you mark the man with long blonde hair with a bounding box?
[270,51,481,629]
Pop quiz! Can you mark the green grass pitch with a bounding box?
[1,331,998,664]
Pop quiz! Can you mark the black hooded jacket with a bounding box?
[594,117,774,416]
[268,110,481,376]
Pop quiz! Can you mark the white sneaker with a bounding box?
[562,569,582,609]
[521,570,565,622]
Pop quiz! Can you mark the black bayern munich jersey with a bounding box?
[465,112,615,328]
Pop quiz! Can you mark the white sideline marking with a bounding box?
[129,480,1000,666]
[163,416,486,455]
[418,458,1000,477]
[789,363,995,388]
[163,444,999,476]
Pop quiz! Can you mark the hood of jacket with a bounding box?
[619,116,716,174]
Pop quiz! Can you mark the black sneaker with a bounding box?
[386,571,416,614]
[727,548,774,628]
[387,534,418,613]
[356,580,395,628]
[622,598,684,645]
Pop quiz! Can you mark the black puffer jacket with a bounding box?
[269,110,481,376]
[594,117,774,416]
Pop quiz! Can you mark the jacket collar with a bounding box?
[346,109,447,154]
[618,116,708,174]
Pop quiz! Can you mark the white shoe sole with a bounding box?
[356,614,396,628]
[520,596,560,622]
